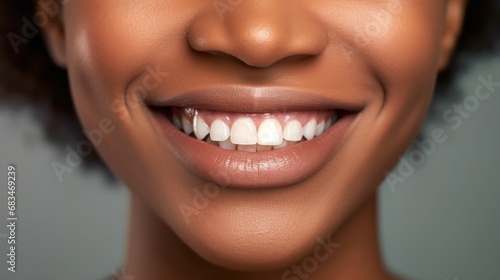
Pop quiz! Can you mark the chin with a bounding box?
[181,209,334,271]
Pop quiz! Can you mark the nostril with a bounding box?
[186,3,328,69]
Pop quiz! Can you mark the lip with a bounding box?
[146,86,363,188]
[144,85,365,113]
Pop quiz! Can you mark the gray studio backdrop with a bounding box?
[0,54,499,280]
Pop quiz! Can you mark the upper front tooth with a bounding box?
[283,120,303,141]
[210,119,230,141]
[231,117,257,145]
[257,118,283,146]
[193,115,210,140]
[182,115,193,135]
[303,119,317,140]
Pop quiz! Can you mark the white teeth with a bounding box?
[176,111,339,150]
[231,118,257,145]
[325,118,332,129]
[315,121,325,136]
[331,115,338,127]
[283,120,303,141]
[172,115,182,129]
[182,115,193,135]
[273,140,288,150]
[238,145,257,152]
[326,114,338,129]
[257,118,283,146]
[210,119,230,141]
[303,119,317,140]
[193,115,210,140]
[219,139,236,150]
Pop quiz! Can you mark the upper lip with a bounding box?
[144,85,366,113]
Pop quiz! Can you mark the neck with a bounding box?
[123,193,395,280]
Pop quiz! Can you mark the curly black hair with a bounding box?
[1,1,499,174]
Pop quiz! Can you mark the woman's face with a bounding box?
[43,0,465,269]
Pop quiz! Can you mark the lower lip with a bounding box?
[150,109,357,188]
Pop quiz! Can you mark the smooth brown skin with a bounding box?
[40,0,466,279]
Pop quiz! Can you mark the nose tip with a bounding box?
[187,3,327,68]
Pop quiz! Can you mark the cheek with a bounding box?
[63,1,190,111]
[61,2,185,171]
[348,0,446,133]
[61,2,210,233]
[315,0,445,127]
[361,0,445,113]
[315,1,448,193]
[370,3,445,161]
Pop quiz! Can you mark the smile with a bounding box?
[162,107,339,152]
[145,86,363,188]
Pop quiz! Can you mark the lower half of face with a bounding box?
[63,0,446,270]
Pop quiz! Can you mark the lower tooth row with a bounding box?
[205,139,300,151]
[173,114,337,151]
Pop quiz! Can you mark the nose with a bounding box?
[187,1,327,68]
